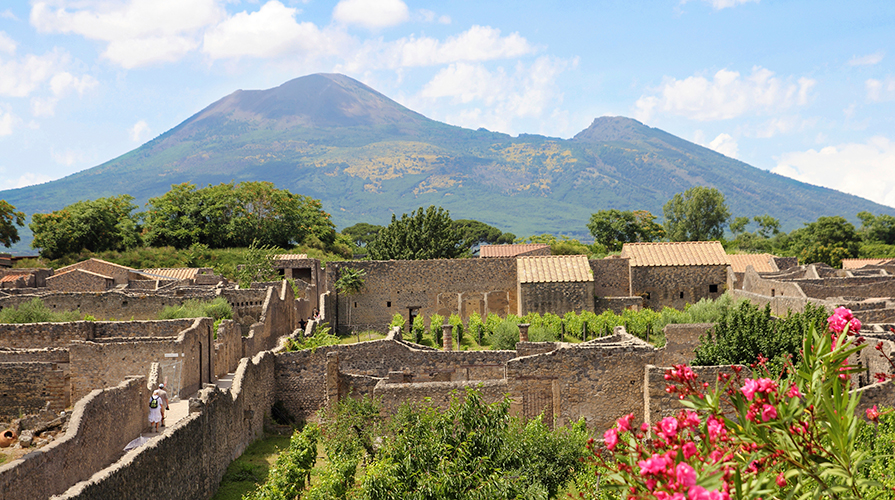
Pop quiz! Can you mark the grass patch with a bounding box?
[156,297,233,321]
[212,432,292,500]
[339,330,387,344]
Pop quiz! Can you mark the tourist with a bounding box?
[156,384,169,426]
[148,391,162,433]
[312,308,321,321]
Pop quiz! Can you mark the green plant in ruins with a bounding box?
[429,313,445,347]
[411,314,426,344]
[367,205,468,260]
[334,267,366,338]
[448,313,464,347]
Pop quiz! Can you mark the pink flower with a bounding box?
[676,462,696,489]
[867,405,881,422]
[757,378,777,394]
[616,413,634,432]
[682,441,698,459]
[659,416,679,437]
[603,428,618,450]
[761,403,778,422]
[706,415,726,441]
[776,472,787,487]
[828,307,862,335]
[741,379,759,401]
[786,384,801,398]
[639,454,670,475]
[682,411,701,429]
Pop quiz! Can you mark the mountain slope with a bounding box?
[2,73,893,254]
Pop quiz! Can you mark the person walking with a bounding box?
[148,392,162,433]
[156,384,169,426]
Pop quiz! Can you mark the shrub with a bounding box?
[528,324,555,342]
[283,323,339,352]
[448,313,464,347]
[429,313,444,347]
[243,424,319,500]
[0,298,81,323]
[389,312,405,332]
[411,314,425,344]
[467,311,485,345]
[156,297,233,322]
[489,319,520,350]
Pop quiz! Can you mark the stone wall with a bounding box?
[68,318,213,401]
[644,364,741,428]
[373,378,509,415]
[594,296,643,314]
[796,277,895,300]
[589,257,631,297]
[659,323,714,366]
[518,281,594,316]
[0,291,204,321]
[0,362,67,419]
[56,352,276,500]
[0,322,94,348]
[326,258,518,334]
[0,376,147,500]
[0,268,52,288]
[632,265,727,310]
[46,270,114,292]
[214,320,243,378]
[55,259,132,286]
[242,281,297,358]
[275,337,516,419]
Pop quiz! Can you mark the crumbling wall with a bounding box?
[242,282,296,358]
[0,322,93,348]
[0,291,203,321]
[214,320,242,378]
[659,323,713,366]
[55,352,276,500]
[631,265,727,310]
[0,376,147,500]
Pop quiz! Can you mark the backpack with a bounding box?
[149,396,159,409]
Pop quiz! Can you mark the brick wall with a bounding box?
[326,258,518,334]
[0,376,147,500]
[589,258,631,297]
[631,265,727,310]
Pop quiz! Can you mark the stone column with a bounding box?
[518,323,530,342]
[325,351,340,407]
[442,324,453,351]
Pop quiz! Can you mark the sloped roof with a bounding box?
[139,268,200,281]
[620,241,728,267]
[55,258,134,274]
[480,244,550,258]
[517,255,593,283]
[0,274,26,283]
[841,258,892,269]
[274,254,309,260]
[47,269,113,281]
[727,253,779,273]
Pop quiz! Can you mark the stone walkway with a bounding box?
[144,373,235,437]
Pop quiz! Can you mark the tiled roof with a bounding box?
[728,253,779,273]
[480,244,550,257]
[517,255,593,283]
[139,268,200,281]
[0,274,25,283]
[841,258,893,269]
[620,241,729,267]
[274,254,309,260]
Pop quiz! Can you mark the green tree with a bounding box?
[789,216,861,267]
[235,240,279,288]
[517,233,605,256]
[142,182,336,250]
[341,222,384,248]
[367,206,467,260]
[663,186,731,241]
[753,214,781,239]
[0,200,25,248]
[729,216,750,237]
[452,219,515,248]
[30,194,140,259]
[857,211,895,245]
[587,209,663,252]
[334,267,366,337]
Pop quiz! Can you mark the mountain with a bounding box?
[3,73,894,254]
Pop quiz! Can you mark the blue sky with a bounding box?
[1,0,894,210]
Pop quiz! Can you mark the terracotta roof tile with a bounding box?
[480,244,550,257]
[620,241,728,267]
[274,254,309,260]
[138,268,200,281]
[0,274,25,283]
[841,258,892,269]
[55,258,134,274]
[727,253,779,273]
[517,255,593,283]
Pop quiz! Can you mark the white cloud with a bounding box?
[773,136,895,208]
[333,0,409,29]
[635,67,815,121]
[339,25,535,72]
[417,9,451,24]
[0,31,16,55]
[203,1,342,60]
[848,51,884,66]
[129,119,151,142]
[866,77,895,102]
[52,148,85,167]
[0,105,17,136]
[0,10,18,21]
[28,70,97,116]
[30,0,226,68]
[0,173,53,190]
[0,51,65,97]
[708,133,739,158]
[30,97,57,117]
[414,56,570,134]
[756,116,798,138]
[683,0,759,10]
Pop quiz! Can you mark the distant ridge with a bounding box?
[1,73,893,254]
